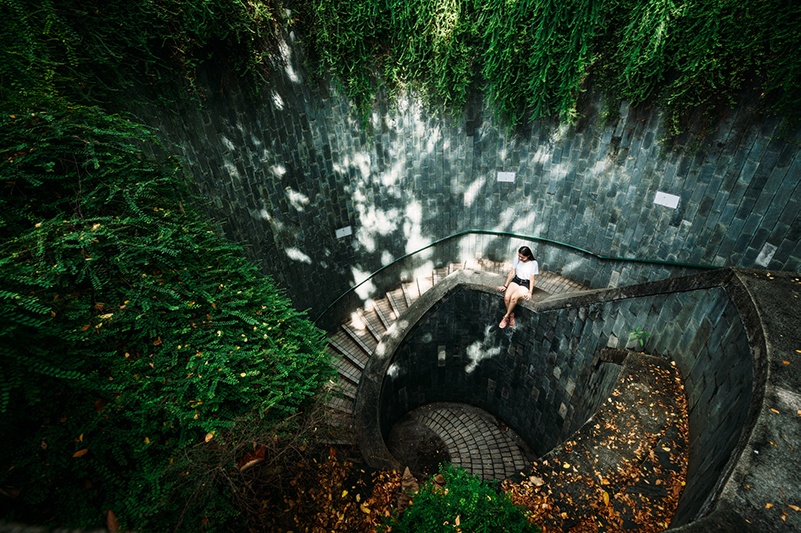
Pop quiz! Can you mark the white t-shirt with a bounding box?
[514,257,539,280]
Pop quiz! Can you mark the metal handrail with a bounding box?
[313,229,718,324]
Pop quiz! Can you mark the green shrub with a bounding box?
[0,99,332,531]
[383,464,539,533]
[0,0,281,108]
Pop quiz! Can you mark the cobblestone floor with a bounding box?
[386,402,531,481]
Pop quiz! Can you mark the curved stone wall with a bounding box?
[377,287,624,458]
[355,269,765,528]
[139,38,800,323]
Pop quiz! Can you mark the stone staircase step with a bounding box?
[355,307,384,341]
[386,288,408,318]
[432,266,449,285]
[332,379,358,401]
[447,261,466,275]
[372,296,397,329]
[416,272,435,296]
[536,271,589,294]
[325,410,354,426]
[330,352,362,386]
[341,322,377,357]
[326,395,354,415]
[321,410,355,437]
[400,281,415,307]
[329,332,369,369]
[329,379,359,401]
[476,258,508,275]
[463,258,481,271]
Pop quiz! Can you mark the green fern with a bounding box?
[0,100,332,531]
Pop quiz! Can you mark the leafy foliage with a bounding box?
[2,0,799,131]
[306,0,801,130]
[307,0,391,121]
[0,0,282,108]
[629,326,652,348]
[385,0,479,112]
[383,464,539,533]
[481,0,601,125]
[596,0,801,133]
[0,100,331,531]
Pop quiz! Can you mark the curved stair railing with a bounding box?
[313,229,717,327]
[320,258,590,447]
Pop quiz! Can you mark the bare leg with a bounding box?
[503,283,527,319]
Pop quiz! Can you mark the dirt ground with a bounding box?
[260,352,689,532]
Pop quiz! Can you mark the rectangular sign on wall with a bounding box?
[335,225,353,239]
[654,191,680,209]
[497,171,516,183]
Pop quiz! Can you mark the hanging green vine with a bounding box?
[308,0,390,120]
[384,0,479,112]
[481,0,601,125]
[2,0,799,129]
[0,0,282,108]
[305,0,801,130]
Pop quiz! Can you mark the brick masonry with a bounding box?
[386,402,530,481]
[135,35,801,323]
[355,268,767,529]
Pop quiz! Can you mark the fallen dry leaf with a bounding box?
[237,445,266,472]
[105,510,119,533]
[72,448,88,458]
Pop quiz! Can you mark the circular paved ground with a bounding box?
[386,402,532,480]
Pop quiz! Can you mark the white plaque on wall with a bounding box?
[497,171,516,183]
[654,191,680,209]
[335,225,353,239]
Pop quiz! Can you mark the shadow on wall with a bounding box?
[355,268,766,528]
[140,37,801,321]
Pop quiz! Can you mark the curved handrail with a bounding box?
[313,229,718,324]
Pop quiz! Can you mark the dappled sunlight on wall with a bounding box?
[285,247,312,264]
[403,200,430,254]
[464,325,502,374]
[147,37,800,320]
[277,38,302,84]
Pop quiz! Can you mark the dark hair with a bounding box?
[518,246,534,260]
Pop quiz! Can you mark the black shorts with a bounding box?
[512,276,530,289]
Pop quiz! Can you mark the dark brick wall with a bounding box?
[136,38,801,321]
[376,283,752,525]
[379,288,626,457]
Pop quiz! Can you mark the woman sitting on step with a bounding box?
[497,246,538,329]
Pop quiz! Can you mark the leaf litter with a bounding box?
[256,354,689,532]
